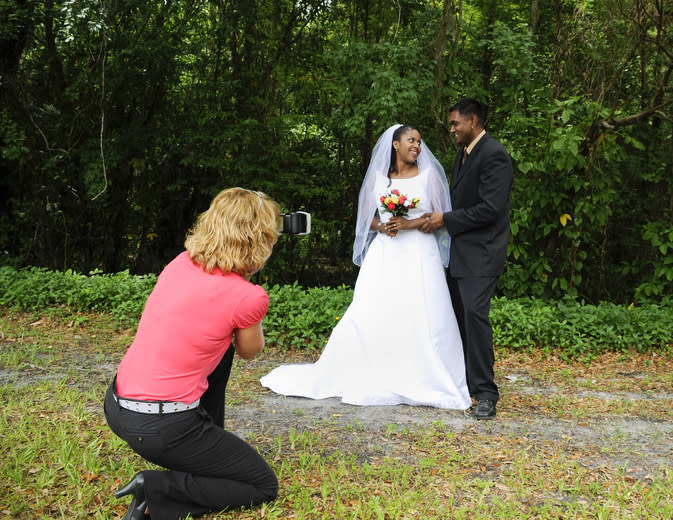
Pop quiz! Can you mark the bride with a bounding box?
[261,124,470,409]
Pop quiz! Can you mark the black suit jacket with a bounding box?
[443,133,513,278]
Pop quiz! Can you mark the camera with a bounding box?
[280,211,311,235]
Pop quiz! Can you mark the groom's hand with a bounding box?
[420,212,444,232]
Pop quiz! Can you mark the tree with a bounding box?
[1,0,672,301]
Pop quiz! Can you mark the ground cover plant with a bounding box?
[1,306,672,519]
[1,265,672,357]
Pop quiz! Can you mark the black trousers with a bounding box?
[104,347,278,520]
[447,274,500,403]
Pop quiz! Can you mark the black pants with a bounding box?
[447,275,500,403]
[104,347,278,520]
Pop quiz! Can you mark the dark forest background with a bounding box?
[1,0,672,303]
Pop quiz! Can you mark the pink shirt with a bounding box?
[116,251,268,403]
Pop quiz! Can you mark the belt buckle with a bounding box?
[161,402,177,414]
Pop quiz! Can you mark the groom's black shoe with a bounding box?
[474,400,496,420]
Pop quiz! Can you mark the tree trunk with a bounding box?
[431,0,458,129]
[530,0,539,34]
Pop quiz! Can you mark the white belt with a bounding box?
[114,394,200,414]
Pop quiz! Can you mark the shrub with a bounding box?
[1,265,671,356]
[0,266,156,327]
[491,297,673,357]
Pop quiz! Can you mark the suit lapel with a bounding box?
[451,134,489,191]
[450,149,469,190]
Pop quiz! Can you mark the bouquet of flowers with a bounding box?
[379,189,420,217]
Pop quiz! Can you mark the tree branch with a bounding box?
[598,106,662,130]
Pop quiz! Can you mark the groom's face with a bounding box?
[448,110,476,147]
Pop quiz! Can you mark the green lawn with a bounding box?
[1,307,672,519]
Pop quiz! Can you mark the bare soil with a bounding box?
[225,349,673,481]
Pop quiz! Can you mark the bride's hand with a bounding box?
[382,222,398,236]
[385,217,407,235]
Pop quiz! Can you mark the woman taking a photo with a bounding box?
[104,187,280,520]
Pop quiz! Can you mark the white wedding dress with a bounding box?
[261,169,471,409]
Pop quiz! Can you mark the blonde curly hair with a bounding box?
[185,187,280,277]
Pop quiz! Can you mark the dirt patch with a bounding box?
[219,349,673,481]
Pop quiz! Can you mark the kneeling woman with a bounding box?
[104,187,280,520]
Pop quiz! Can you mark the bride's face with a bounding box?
[394,130,422,164]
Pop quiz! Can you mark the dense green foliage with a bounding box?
[1,0,672,303]
[1,265,670,357]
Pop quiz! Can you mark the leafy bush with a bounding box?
[0,266,671,356]
[264,283,353,350]
[491,297,673,358]
[0,265,157,326]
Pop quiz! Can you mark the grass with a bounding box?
[1,306,672,519]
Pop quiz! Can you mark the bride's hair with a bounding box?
[387,125,419,185]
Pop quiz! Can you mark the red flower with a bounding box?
[380,189,420,217]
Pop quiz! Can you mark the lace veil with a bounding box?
[352,124,452,267]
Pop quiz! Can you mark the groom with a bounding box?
[421,98,513,420]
